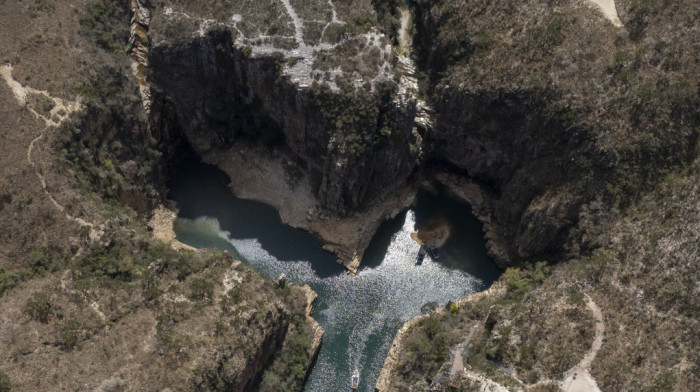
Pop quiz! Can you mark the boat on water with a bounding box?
[351,369,359,389]
[428,244,441,260]
[416,244,427,265]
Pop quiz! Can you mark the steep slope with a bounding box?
[412,0,698,267]
[146,0,425,271]
[0,1,321,390]
[377,0,699,389]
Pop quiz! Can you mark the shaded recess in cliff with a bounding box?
[410,0,699,266]
[148,28,420,215]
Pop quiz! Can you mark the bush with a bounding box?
[72,237,144,284]
[396,317,449,383]
[25,287,54,323]
[0,372,9,392]
[421,301,438,314]
[29,248,56,275]
[79,0,131,53]
[0,267,31,296]
[56,319,82,351]
[501,261,552,302]
[188,276,216,302]
[446,301,459,315]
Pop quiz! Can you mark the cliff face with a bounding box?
[411,0,699,266]
[145,1,424,269]
[148,14,419,215]
[150,32,416,212]
[376,0,699,390]
[428,88,595,266]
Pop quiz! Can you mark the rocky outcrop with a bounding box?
[147,4,424,270]
[129,0,152,112]
[300,284,324,366]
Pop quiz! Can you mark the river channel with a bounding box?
[168,158,501,391]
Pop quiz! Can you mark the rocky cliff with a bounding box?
[145,0,425,270]
[411,0,699,267]
[144,0,697,272]
[376,0,699,390]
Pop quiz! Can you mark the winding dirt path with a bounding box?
[1,64,101,240]
[450,293,605,392]
[561,294,604,392]
[278,0,304,44]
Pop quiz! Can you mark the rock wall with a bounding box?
[427,88,595,266]
[148,28,419,215]
[410,0,699,268]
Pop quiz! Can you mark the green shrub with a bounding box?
[396,317,449,383]
[55,319,82,351]
[371,0,402,41]
[568,291,586,307]
[501,261,552,302]
[446,301,459,315]
[79,0,131,53]
[0,372,9,392]
[0,267,30,296]
[29,248,56,275]
[188,276,216,302]
[25,287,54,323]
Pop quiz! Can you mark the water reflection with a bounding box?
[168,158,501,391]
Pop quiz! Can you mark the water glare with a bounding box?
[169,159,500,391]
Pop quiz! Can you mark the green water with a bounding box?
[168,158,501,391]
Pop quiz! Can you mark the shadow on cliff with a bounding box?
[361,184,502,286]
[168,156,345,279]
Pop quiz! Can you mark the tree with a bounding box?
[25,288,53,323]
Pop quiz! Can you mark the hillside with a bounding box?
[377,0,699,390]
[0,0,697,391]
[0,1,320,390]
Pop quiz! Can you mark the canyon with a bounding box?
[0,0,697,390]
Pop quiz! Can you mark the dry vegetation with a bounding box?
[385,0,699,390]
[0,0,318,390]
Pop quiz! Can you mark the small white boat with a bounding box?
[351,369,359,389]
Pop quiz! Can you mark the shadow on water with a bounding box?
[411,184,501,286]
[361,210,409,270]
[168,156,502,391]
[167,156,345,279]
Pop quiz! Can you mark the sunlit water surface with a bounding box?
[169,159,501,391]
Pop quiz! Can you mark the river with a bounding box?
[167,158,501,391]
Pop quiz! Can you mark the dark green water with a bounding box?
[168,158,501,391]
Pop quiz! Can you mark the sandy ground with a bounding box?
[147,205,196,251]
[410,223,450,247]
[586,0,623,27]
[561,295,604,392]
[204,144,416,273]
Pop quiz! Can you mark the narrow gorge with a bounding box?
[0,0,697,391]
